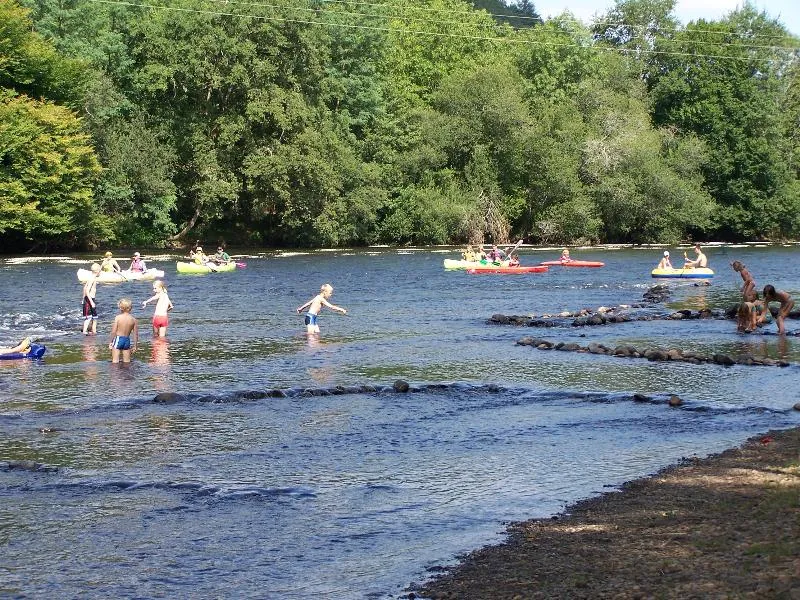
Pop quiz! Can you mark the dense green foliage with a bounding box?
[1,0,798,249]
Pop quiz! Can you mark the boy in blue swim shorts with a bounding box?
[108,298,138,363]
[296,284,347,334]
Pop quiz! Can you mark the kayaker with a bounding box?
[212,246,232,264]
[191,247,206,265]
[683,244,707,268]
[461,245,477,262]
[560,248,572,263]
[101,252,122,273]
[657,251,672,270]
[108,298,138,363]
[296,283,347,335]
[762,285,794,335]
[731,260,757,302]
[0,337,32,356]
[487,245,505,261]
[129,252,148,273]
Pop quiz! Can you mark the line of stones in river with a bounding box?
[515,336,794,368]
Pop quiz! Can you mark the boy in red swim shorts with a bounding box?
[142,280,173,337]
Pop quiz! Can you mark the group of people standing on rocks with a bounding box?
[732,260,794,335]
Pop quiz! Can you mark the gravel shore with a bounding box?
[413,427,800,600]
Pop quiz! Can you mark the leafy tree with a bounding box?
[649,5,800,239]
[0,89,106,247]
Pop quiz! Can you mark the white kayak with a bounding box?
[77,268,165,283]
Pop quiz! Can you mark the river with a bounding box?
[1,244,799,598]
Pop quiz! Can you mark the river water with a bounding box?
[1,245,799,598]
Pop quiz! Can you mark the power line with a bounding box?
[316,0,799,43]
[85,0,800,61]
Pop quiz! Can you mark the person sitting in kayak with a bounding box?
[487,245,505,262]
[461,245,477,262]
[560,248,572,263]
[657,251,672,270]
[212,246,232,265]
[0,337,32,356]
[101,252,122,273]
[190,247,219,271]
[129,252,147,273]
[683,244,707,268]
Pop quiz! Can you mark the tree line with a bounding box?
[1,0,798,251]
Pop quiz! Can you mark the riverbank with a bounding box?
[415,426,800,600]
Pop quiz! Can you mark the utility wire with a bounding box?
[316,0,800,42]
[188,0,799,51]
[86,0,800,60]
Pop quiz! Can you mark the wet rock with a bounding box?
[614,345,635,357]
[1,460,58,473]
[537,343,552,350]
[239,390,269,400]
[587,343,607,354]
[712,354,736,366]
[557,342,581,351]
[588,315,605,326]
[667,349,683,361]
[643,348,668,361]
[489,314,510,324]
[633,393,651,402]
[669,312,684,320]
[393,380,410,393]
[668,395,683,407]
[737,355,755,366]
[699,309,714,319]
[153,392,187,404]
[517,336,536,346]
[793,403,800,411]
[572,317,589,327]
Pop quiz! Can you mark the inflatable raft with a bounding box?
[540,260,605,268]
[0,343,46,360]
[77,269,165,283]
[651,267,714,279]
[176,261,237,274]
[467,265,548,274]
[443,258,511,270]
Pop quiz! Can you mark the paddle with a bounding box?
[235,262,246,268]
[504,238,524,259]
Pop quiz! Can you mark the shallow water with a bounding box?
[1,245,800,598]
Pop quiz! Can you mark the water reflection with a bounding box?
[150,338,171,366]
[82,338,100,382]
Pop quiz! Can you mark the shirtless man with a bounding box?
[731,260,756,302]
[108,298,138,363]
[762,285,794,335]
[684,244,708,268]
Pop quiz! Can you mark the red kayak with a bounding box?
[467,265,548,274]
[539,259,605,267]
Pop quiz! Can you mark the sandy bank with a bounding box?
[414,427,800,599]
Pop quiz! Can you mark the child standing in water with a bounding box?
[82,263,101,335]
[296,284,347,334]
[109,298,138,363]
[762,285,794,335]
[142,280,173,337]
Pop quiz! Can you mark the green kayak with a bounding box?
[176,261,237,274]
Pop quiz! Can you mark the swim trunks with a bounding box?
[304,313,318,326]
[82,296,97,319]
[111,335,131,350]
[152,315,169,328]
